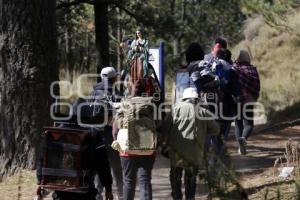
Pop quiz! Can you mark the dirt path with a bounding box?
[1,125,300,200]
[151,125,300,199]
[227,125,300,199]
[228,125,300,172]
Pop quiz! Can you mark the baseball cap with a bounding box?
[101,67,119,79]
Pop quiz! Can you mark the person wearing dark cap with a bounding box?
[209,48,240,155]
[204,37,228,66]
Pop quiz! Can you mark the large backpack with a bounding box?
[38,127,94,193]
[88,90,115,118]
[85,89,114,125]
[114,97,157,155]
[190,60,219,93]
[68,96,112,127]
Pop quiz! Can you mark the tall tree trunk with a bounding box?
[66,27,74,82]
[116,7,123,72]
[85,30,91,73]
[65,29,71,81]
[94,1,109,81]
[172,36,181,59]
[0,0,58,176]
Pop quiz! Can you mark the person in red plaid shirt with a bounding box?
[233,50,260,155]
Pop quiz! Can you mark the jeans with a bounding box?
[170,166,198,200]
[121,156,155,200]
[108,147,124,199]
[235,104,254,140]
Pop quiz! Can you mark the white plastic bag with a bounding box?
[279,167,294,178]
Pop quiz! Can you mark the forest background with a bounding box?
[1,0,300,177]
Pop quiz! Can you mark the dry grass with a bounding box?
[240,167,299,200]
[0,170,48,200]
[233,11,300,119]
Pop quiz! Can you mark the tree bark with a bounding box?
[85,30,91,73]
[116,7,123,72]
[0,0,58,176]
[94,1,109,81]
[172,36,181,59]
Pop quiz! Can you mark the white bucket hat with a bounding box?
[182,87,199,100]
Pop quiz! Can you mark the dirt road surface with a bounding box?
[1,125,300,200]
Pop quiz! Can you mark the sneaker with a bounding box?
[238,137,247,155]
[237,147,246,155]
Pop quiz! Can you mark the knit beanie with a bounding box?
[236,50,251,63]
[185,43,204,64]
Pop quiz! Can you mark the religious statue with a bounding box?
[128,29,149,81]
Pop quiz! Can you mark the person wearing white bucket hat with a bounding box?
[161,87,219,200]
[181,87,199,100]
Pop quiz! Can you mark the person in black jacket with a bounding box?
[90,66,124,200]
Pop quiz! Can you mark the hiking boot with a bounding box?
[238,137,247,155]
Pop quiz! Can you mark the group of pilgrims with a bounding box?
[35,29,260,200]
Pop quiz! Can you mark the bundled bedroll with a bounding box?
[115,97,157,155]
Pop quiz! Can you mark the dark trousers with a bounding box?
[107,147,123,198]
[95,147,123,200]
[170,166,198,200]
[211,120,232,155]
[53,189,97,200]
[235,104,254,140]
[96,126,123,200]
[121,156,155,200]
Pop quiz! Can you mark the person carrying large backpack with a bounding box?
[111,85,158,200]
[233,50,260,155]
[209,48,240,155]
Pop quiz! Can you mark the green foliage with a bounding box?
[233,7,300,119]
[105,0,246,95]
[56,0,246,99]
[276,185,281,200]
[204,152,248,199]
[57,2,96,81]
[186,0,246,49]
[296,180,300,200]
[56,0,246,74]
[241,0,300,32]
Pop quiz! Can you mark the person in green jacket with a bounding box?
[161,87,219,200]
